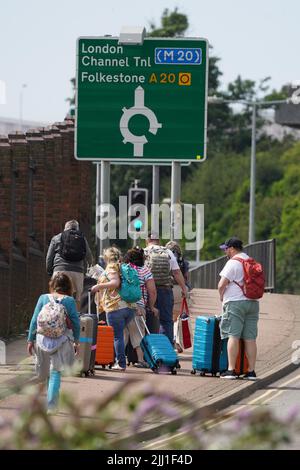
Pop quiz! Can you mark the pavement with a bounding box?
[0,288,300,447]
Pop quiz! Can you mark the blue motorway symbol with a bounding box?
[155,48,202,65]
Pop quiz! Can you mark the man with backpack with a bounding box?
[218,237,264,381]
[144,232,188,346]
[46,220,93,310]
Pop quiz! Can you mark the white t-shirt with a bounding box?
[219,252,249,303]
[167,248,180,271]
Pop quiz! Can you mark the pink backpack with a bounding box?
[37,295,67,338]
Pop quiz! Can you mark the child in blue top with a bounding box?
[27,273,80,413]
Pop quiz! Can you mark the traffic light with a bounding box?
[128,187,148,241]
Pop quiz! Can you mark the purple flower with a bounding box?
[131,395,180,433]
[236,409,253,422]
[283,405,300,423]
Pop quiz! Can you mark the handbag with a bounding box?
[176,298,192,350]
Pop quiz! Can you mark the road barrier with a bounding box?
[189,239,276,292]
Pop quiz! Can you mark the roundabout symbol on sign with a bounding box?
[120,86,162,157]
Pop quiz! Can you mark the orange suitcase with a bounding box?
[235,339,249,376]
[95,325,114,368]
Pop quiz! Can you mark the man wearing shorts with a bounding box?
[218,237,259,380]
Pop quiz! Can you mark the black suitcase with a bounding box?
[80,276,97,314]
[125,337,138,366]
[146,307,160,334]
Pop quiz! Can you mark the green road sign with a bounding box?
[75,37,208,162]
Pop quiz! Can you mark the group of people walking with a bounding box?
[27,220,189,411]
[27,220,261,413]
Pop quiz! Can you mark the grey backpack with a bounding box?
[145,246,171,287]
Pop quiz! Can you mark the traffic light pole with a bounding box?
[152,165,159,205]
[171,162,181,242]
[100,160,110,256]
[151,165,160,234]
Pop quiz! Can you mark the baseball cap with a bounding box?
[219,237,243,251]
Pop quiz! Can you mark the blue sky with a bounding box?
[0,0,299,123]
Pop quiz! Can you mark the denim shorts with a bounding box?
[220,300,259,340]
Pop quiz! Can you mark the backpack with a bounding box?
[144,246,171,287]
[37,295,67,338]
[169,249,189,278]
[118,263,142,303]
[60,229,86,262]
[233,256,265,300]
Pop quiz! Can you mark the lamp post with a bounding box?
[208,96,290,244]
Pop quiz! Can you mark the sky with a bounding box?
[0,0,299,123]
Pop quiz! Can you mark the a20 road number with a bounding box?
[149,72,191,86]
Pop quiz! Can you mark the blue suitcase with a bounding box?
[191,316,228,376]
[136,317,181,375]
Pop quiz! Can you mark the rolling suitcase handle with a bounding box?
[134,314,151,338]
[88,289,92,315]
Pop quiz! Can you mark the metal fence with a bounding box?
[189,239,276,292]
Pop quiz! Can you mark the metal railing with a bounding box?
[189,239,276,292]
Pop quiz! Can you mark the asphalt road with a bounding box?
[142,368,300,450]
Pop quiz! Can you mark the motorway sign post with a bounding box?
[76,36,208,162]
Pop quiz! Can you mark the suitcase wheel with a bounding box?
[152,367,159,374]
[191,369,196,375]
[171,369,177,375]
[102,365,106,369]
[199,371,206,377]
[90,369,95,376]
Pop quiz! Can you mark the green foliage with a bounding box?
[269,143,300,292]
[182,138,300,293]
[148,8,188,37]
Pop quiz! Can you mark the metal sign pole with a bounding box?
[151,165,160,234]
[171,162,181,242]
[99,160,110,256]
[95,163,101,258]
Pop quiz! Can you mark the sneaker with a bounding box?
[111,364,126,372]
[220,370,238,380]
[243,370,257,381]
[134,361,149,369]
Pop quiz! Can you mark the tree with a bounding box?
[148,8,188,37]
[66,77,75,108]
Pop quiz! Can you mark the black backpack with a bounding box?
[60,229,86,262]
[177,255,189,277]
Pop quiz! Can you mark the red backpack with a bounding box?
[233,256,265,299]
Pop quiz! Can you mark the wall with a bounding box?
[0,120,92,338]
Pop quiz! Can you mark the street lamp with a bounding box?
[19,83,27,129]
[208,96,291,244]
